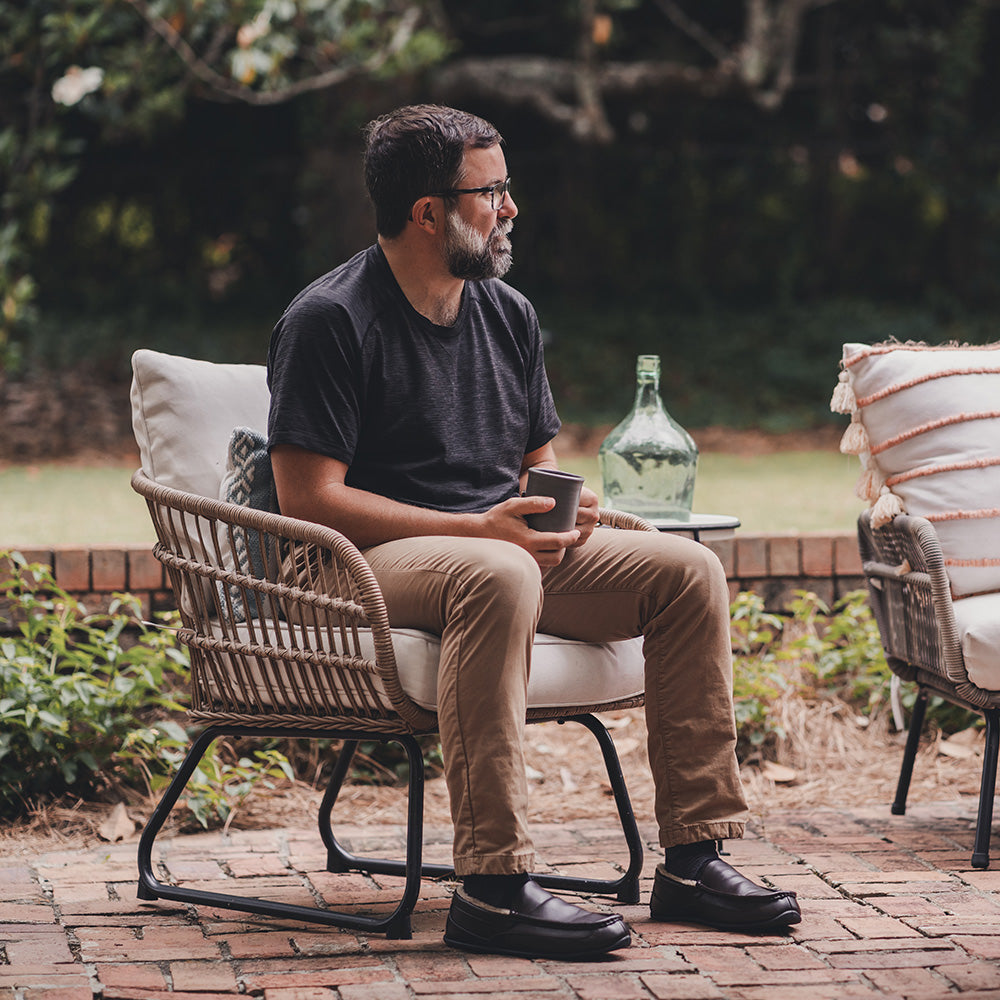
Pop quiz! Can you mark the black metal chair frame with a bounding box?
[858,510,1000,869]
[137,714,644,940]
[890,691,1000,869]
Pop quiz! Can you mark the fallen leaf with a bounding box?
[759,761,798,784]
[946,727,982,748]
[98,803,135,842]
[938,738,976,760]
[594,714,632,730]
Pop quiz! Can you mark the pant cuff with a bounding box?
[659,822,746,849]
[452,850,536,877]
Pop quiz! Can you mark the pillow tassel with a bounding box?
[856,458,885,502]
[871,486,904,528]
[839,417,869,456]
[830,371,857,414]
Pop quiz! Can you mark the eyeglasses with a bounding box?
[429,176,511,211]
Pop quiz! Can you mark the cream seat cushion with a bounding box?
[211,620,645,714]
[387,630,645,712]
[952,595,1000,692]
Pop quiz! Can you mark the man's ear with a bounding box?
[410,196,441,234]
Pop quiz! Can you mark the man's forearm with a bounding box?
[284,479,484,550]
[270,442,578,565]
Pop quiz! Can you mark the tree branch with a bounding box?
[124,0,421,106]
[740,0,826,109]
[431,54,740,128]
[652,0,733,65]
[574,0,614,142]
[431,0,836,141]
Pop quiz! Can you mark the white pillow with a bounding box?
[832,341,1000,597]
[130,349,270,499]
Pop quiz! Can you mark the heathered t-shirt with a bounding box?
[266,244,561,513]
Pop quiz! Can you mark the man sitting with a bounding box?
[266,103,800,960]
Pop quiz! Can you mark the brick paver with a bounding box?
[2,801,999,998]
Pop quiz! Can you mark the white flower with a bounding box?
[237,9,272,48]
[51,66,104,107]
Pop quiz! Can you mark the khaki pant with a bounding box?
[359,527,748,876]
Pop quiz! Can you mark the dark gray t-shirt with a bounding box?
[267,244,561,513]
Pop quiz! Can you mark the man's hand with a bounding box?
[571,486,600,547]
[478,495,581,567]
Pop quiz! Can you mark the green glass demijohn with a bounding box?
[598,354,699,520]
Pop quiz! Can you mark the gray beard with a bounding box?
[444,213,514,280]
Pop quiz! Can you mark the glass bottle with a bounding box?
[598,354,698,520]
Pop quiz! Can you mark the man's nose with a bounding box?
[499,193,518,219]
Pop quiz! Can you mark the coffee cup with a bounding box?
[524,467,584,532]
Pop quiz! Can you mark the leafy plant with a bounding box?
[791,589,978,734]
[349,736,444,785]
[0,550,434,827]
[122,721,294,830]
[0,0,448,367]
[783,590,893,713]
[0,551,189,817]
[730,591,795,757]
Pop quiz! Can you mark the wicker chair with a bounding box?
[858,510,1000,868]
[130,349,655,938]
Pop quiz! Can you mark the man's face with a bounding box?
[442,144,518,281]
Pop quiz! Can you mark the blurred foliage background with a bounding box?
[3,0,1000,445]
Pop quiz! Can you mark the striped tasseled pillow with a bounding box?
[832,341,1000,598]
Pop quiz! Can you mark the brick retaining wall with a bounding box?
[3,533,865,619]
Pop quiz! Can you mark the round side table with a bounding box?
[644,513,740,542]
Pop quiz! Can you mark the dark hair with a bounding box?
[363,104,503,238]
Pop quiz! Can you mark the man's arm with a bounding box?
[271,443,582,566]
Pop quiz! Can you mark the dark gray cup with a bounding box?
[524,467,584,532]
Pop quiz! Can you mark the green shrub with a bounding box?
[785,589,979,735]
[730,588,980,760]
[730,591,795,758]
[0,551,435,828]
[783,590,893,713]
[122,721,294,831]
[0,551,190,817]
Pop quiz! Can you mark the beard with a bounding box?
[443,210,514,280]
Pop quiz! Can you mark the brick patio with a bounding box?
[3,801,1000,999]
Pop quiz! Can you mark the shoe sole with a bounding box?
[650,904,801,934]
[444,927,632,961]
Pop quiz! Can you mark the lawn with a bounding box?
[565,450,865,534]
[1,449,865,547]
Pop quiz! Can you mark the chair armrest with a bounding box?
[858,510,985,708]
[598,508,659,532]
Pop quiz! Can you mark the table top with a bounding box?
[645,512,741,540]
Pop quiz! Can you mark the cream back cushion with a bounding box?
[833,342,1000,597]
[130,349,270,499]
